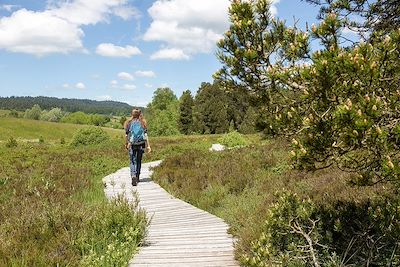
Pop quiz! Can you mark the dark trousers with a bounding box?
[129,146,144,178]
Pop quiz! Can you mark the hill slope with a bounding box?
[0,117,123,142]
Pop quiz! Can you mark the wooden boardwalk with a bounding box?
[103,161,239,267]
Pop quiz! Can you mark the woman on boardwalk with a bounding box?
[124,108,151,186]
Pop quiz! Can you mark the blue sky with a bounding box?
[0,0,323,107]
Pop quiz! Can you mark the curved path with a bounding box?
[103,161,239,267]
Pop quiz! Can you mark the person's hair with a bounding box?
[124,108,147,129]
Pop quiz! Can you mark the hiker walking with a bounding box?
[124,108,151,186]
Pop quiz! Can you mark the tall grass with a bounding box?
[0,140,147,266]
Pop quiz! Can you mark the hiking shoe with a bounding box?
[131,177,137,186]
[136,175,140,184]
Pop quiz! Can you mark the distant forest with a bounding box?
[0,96,137,115]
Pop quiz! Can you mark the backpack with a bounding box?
[129,120,145,145]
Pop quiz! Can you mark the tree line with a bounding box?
[0,96,135,115]
[145,82,258,137]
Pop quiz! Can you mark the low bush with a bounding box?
[79,195,147,266]
[70,127,110,146]
[5,136,17,148]
[218,131,249,148]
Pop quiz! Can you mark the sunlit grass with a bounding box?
[0,117,123,142]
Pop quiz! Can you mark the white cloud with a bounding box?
[63,83,70,88]
[150,48,190,60]
[118,72,134,81]
[144,83,153,88]
[0,9,84,55]
[0,0,139,56]
[135,70,156,78]
[342,27,358,35]
[144,0,230,58]
[122,84,136,91]
[75,82,86,89]
[96,43,141,58]
[270,0,281,16]
[1,5,19,12]
[91,74,101,79]
[47,0,138,25]
[112,6,141,20]
[96,95,113,101]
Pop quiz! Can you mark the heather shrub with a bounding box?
[5,136,17,148]
[70,127,110,146]
[218,131,249,148]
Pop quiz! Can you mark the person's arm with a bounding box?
[144,132,151,153]
[124,123,130,150]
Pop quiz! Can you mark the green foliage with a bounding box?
[310,0,400,34]
[178,90,194,134]
[148,104,181,136]
[90,114,111,126]
[5,137,17,148]
[192,82,229,134]
[120,116,127,126]
[70,127,110,146]
[40,108,64,122]
[217,0,400,186]
[79,196,147,266]
[147,87,177,111]
[219,131,249,148]
[215,0,308,136]
[238,106,257,134]
[38,135,44,144]
[147,87,180,136]
[244,191,329,267]
[61,111,110,126]
[61,111,91,124]
[8,109,19,118]
[281,18,400,185]
[24,104,42,120]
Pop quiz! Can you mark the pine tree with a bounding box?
[178,90,194,135]
[193,82,229,134]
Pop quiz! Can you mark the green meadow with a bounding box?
[0,116,222,266]
[0,116,123,142]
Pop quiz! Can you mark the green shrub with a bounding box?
[79,195,147,266]
[38,136,44,143]
[243,191,333,267]
[70,127,110,146]
[24,104,42,120]
[218,131,249,148]
[8,110,19,118]
[5,137,17,148]
[60,137,65,144]
[40,108,64,122]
